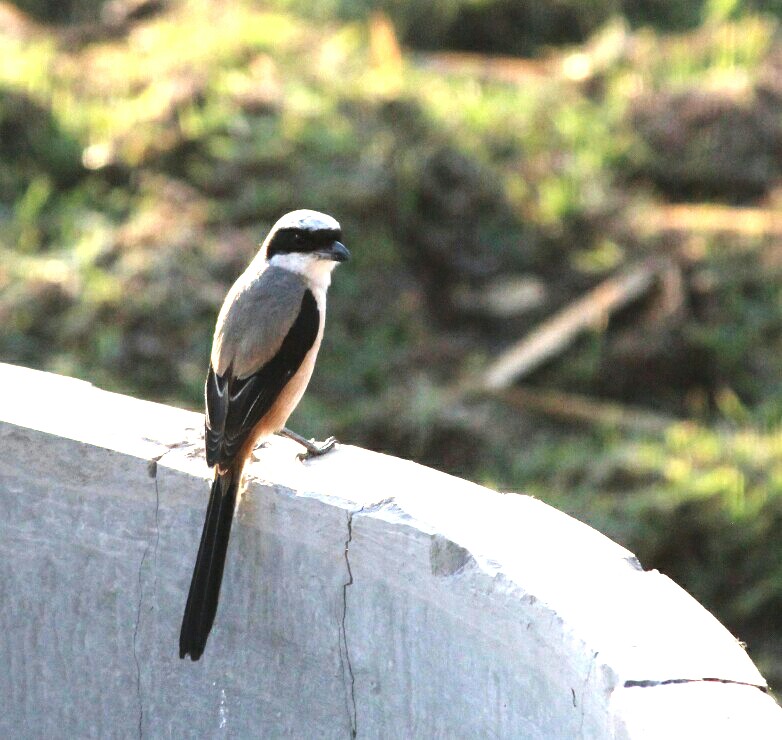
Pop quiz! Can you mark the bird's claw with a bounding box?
[296,436,338,462]
[250,441,271,462]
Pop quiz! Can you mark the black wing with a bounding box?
[205,289,319,468]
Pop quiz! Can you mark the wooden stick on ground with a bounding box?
[636,203,782,238]
[501,386,674,434]
[481,260,662,391]
[439,260,676,434]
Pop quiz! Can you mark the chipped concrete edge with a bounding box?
[337,494,780,737]
[1,362,780,737]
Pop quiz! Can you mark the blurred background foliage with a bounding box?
[1,0,782,689]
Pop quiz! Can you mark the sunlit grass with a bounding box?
[628,15,774,90]
[2,0,782,687]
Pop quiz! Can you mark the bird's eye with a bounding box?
[293,232,304,244]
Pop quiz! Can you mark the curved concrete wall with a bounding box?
[0,362,779,738]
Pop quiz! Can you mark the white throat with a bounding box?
[268,252,336,293]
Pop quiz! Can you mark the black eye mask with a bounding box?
[266,227,342,258]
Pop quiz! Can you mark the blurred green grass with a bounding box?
[2,0,782,690]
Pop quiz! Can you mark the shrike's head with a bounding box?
[262,210,350,284]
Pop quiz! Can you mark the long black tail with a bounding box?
[179,467,239,660]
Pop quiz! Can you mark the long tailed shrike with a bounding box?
[179,209,350,660]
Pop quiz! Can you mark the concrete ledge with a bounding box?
[0,362,779,738]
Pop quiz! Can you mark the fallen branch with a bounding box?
[415,51,551,84]
[635,203,782,238]
[481,261,662,391]
[501,386,674,434]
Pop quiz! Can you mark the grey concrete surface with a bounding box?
[0,362,779,738]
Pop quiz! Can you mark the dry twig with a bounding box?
[481,261,661,391]
[501,386,673,433]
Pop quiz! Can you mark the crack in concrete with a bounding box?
[340,498,396,740]
[133,454,167,739]
[579,651,598,736]
[341,509,358,740]
[152,464,161,600]
[133,526,151,740]
[624,677,767,691]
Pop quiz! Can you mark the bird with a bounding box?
[179,209,350,661]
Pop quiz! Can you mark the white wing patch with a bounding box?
[213,371,226,398]
[229,380,254,404]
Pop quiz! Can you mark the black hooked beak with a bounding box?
[327,240,350,262]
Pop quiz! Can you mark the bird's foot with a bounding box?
[250,441,271,462]
[296,436,338,462]
[276,427,339,461]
